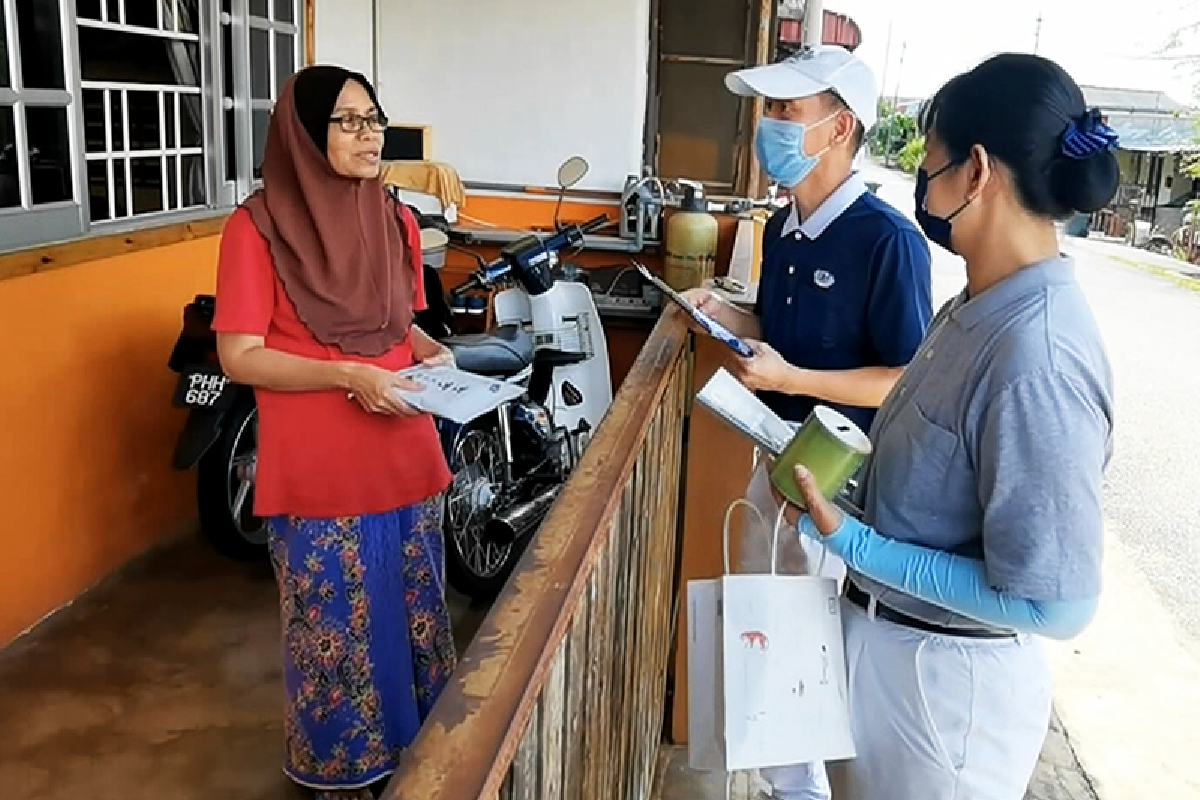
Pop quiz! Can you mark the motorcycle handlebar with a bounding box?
[450,274,482,297]
[451,215,608,296]
[578,213,609,234]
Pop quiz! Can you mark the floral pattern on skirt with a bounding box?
[268,496,457,790]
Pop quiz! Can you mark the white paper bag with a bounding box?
[736,449,848,583]
[688,499,855,773]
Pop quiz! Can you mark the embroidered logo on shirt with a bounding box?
[813,269,835,289]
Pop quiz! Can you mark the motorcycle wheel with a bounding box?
[443,423,523,600]
[197,398,268,561]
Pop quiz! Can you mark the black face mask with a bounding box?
[915,161,971,254]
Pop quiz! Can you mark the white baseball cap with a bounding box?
[726,45,879,131]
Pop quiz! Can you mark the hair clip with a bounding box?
[1060,108,1119,159]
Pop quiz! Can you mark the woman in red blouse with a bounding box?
[212,65,456,800]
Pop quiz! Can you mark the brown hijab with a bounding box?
[242,65,412,357]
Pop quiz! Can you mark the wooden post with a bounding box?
[743,0,775,200]
[304,0,316,66]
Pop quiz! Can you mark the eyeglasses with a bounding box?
[328,112,389,133]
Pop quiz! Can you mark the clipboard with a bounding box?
[635,263,754,358]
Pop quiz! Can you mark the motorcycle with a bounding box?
[166,157,614,599]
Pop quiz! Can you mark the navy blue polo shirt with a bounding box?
[753,174,932,432]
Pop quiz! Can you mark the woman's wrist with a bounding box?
[333,361,361,391]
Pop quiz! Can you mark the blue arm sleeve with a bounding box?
[802,515,1099,640]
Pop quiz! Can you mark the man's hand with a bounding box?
[770,464,845,536]
[680,287,726,316]
[731,339,797,393]
[678,288,726,334]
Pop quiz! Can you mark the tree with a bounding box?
[870,112,918,160]
[1162,14,1200,99]
[896,136,926,175]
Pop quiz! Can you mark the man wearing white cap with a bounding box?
[688,44,931,437]
[683,45,933,800]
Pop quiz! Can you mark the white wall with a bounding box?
[374,0,651,191]
[313,0,375,87]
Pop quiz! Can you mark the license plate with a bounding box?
[173,368,234,409]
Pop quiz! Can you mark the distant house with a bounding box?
[1082,85,1199,236]
[891,97,924,120]
[776,3,863,58]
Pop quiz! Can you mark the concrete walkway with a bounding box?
[0,532,484,800]
[1063,233,1200,284]
[652,713,1097,800]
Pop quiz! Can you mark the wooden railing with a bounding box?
[383,310,692,800]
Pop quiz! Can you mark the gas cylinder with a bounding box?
[663,181,719,292]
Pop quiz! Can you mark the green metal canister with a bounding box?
[770,405,872,509]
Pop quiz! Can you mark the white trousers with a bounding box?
[770,599,1053,800]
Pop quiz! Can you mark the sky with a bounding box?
[826,0,1199,105]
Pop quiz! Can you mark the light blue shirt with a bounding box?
[848,256,1113,633]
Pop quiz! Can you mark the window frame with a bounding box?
[76,5,210,225]
[0,0,87,251]
[0,0,304,255]
[217,0,301,205]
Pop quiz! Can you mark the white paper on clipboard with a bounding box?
[636,263,755,357]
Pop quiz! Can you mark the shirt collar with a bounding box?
[780,173,868,240]
[950,256,1076,330]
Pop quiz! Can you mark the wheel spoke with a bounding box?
[225,408,264,542]
[232,479,253,523]
[445,427,515,581]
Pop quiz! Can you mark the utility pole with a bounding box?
[802,0,824,48]
[879,21,894,113]
[1034,12,1043,54]
[887,42,906,167]
[879,22,894,165]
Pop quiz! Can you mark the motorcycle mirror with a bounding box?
[557,156,589,190]
[552,156,588,231]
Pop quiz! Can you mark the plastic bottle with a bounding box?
[663,181,719,292]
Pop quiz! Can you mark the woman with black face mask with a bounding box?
[772,53,1118,800]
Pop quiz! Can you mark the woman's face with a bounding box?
[326,79,383,180]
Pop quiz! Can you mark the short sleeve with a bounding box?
[395,202,428,313]
[866,230,933,366]
[212,207,274,337]
[978,370,1110,601]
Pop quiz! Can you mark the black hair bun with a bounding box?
[1048,149,1120,214]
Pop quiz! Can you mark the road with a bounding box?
[863,162,1200,799]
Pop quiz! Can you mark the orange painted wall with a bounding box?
[0,193,663,649]
[0,237,220,647]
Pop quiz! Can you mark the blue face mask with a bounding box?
[754,114,836,188]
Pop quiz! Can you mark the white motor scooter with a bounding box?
[434,156,614,598]
[489,157,613,449]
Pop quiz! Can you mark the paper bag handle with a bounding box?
[722,499,768,576]
[723,498,808,576]
[726,446,828,576]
